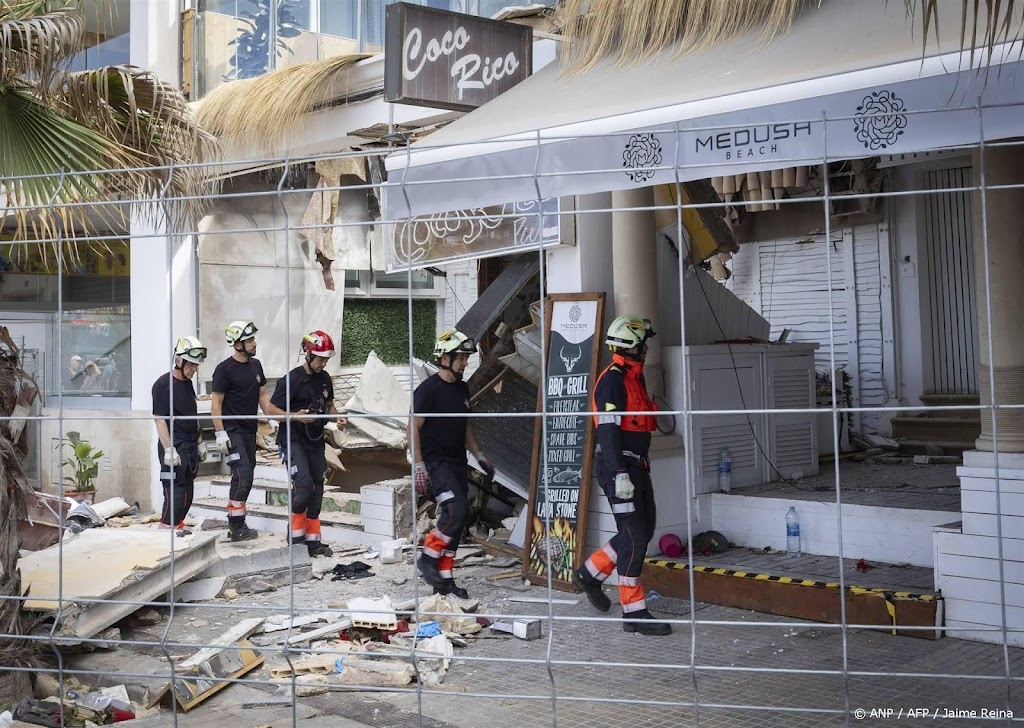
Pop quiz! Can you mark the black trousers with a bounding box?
[226,429,257,506]
[596,456,657,579]
[282,438,326,519]
[158,437,198,527]
[426,460,469,552]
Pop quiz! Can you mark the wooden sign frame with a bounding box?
[523,292,606,591]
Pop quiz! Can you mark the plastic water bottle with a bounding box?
[786,506,801,557]
[718,447,732,493]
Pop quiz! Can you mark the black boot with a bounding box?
[434,580,470,600]
[227,516,258,542]
[307,541,333,558]
[417,555,447,590]
[622,609,672,636]
[572,568,611,612]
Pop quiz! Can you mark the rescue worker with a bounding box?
[211,321,287,542]
[572,315,672,636]
[410,329,495,599]
[271,330,347,558]
[152,336,208,534]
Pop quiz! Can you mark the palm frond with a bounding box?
[556,0,809,75]
[0,84,131,240]
[197,53,372,159]
[906,0,1024,67]
[0,5,83,88]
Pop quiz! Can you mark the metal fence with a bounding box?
[1,102,1022,728]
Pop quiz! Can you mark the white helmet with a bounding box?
[225,320,257,345]
[433,329,477,359]
[605,315,656,350]
[174,336,207,364]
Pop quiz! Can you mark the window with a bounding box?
[57,307,131,399]
[320,0,357,39]
[344,269,441,296]
[67,3,130,71]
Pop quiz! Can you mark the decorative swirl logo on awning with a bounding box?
[854,90,908,151]
[623,133,663,182]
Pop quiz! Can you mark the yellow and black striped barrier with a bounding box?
[644,558,939,635]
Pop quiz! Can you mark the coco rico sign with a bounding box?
[385,2,532,113]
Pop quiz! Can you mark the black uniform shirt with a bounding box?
[151,372,199,440]
[413,373,471,464]
[211,357,267,434]
[271,364,334,445]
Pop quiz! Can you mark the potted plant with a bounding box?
[61,431,103,503]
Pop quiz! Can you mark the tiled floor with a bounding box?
[735,460,962,512]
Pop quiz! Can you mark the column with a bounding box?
[973,143,1024,453]
[611,187,663,395]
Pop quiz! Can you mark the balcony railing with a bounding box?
[191,0,553,98]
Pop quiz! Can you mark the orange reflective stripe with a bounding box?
[585,543,617,579]
[305,518,321,537]
[290,513,307,538]
[439,554,455,578]
[423,528,448,558]
[619,581,647,612]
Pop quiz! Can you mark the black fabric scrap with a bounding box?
[331,560,374,581]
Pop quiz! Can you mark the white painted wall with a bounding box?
[889,165,928,407]
[711,493,958,568]
[130,0,179,82]
[197,180,344,382]
[934,451,1024,646]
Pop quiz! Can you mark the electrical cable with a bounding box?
[682,239,793,485]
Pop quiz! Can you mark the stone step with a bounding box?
[188,499,382,548]
[891,415,981,443]
[895,439,975,457]
[194,477,359,514]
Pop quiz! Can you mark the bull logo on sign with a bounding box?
[560,344,582,373]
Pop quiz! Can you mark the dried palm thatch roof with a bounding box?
[556,0,810,75]
[555,0,1023,75]
[197,54,373,160]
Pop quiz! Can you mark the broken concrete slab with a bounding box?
[198,532,312,581]
[148,619,266,711]
[913,455,962,465]
[166,576,226,603]
[852,433,900,451]
[19,529,219,639]
[227,564,313,595]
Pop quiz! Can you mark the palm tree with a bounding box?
[0,0,216,248]
[556,0,1022,74]
[0,0,215,702]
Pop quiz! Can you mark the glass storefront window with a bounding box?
[59,306,131,398]
[67,3,130,71]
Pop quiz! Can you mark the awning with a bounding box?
[385,0,1024,218]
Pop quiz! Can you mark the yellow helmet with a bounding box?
[605,315,656,350]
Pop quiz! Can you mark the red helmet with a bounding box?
[301,330,335,358]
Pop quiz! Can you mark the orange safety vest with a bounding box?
[591,354,657,433]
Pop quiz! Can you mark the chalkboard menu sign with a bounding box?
[524,293,605,590]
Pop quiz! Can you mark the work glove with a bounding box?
[198,440,209,463]
[214,429,231,454]
[414,462,430,496]
[614,470,634,500]
[477,455,496,479]
[163,447,181,468]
